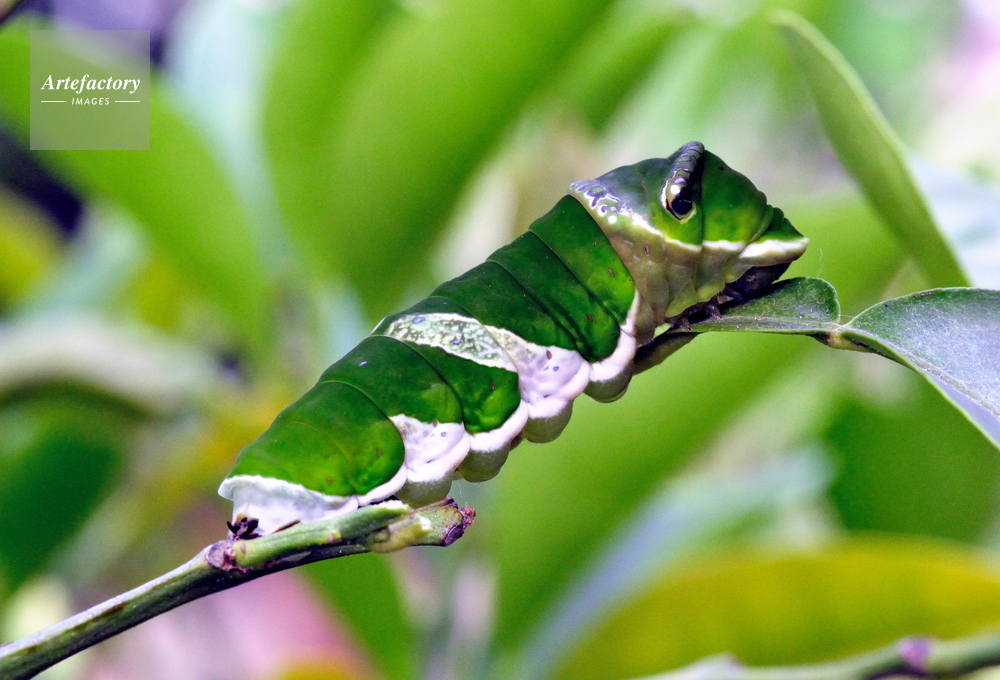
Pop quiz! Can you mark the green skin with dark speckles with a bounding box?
[224,142,808,503]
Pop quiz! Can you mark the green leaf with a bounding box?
[634,278,840,374]
[678,282,1000,450]
[514,450,833,680]
[262,0,395,273]
[826,374,1000,543]
[837,288,1000,447]
[691,277,840,334]
[555,539,1000,680]
[314,0,617,318]
[551,4,686,132]
[0,391,136,597]
[0,26,273,354]
[772,10,968,288]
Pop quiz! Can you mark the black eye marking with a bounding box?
[664,176,694,219]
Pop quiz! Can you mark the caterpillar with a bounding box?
[219,142,808,536]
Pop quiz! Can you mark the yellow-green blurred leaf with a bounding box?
[275,663,363,680]
[0,191,59,305]
[556,538,1000,680]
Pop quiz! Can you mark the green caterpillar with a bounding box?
[220,142,808,535]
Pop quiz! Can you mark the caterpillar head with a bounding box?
[570,141,807,323]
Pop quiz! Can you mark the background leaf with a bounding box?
[262,0,395,272]
[313,0,617,318]
[0,26,273,355]
[826,372,1000,543]
[550,4,686,133]
[555,539,1000,680]
[514,451,833,680]
[0,390,136,598]
[772,10,968,288]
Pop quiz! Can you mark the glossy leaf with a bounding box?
[555,539,1000,680]
[690,277,839,334]
[839,288,1000,446]
[772,11,968,288]
[0,26,273,353]
[685,283,1000,450]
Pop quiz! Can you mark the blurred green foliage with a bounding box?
[557,539,1000,680]
[827,372,1000,542]
[1,1,999,679]
[0,389,137,594]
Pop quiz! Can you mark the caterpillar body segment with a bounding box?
[219,141,808,535]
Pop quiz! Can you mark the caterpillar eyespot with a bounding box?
[219,141,809,535]
[665,178,694,219]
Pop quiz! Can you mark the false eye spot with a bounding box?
[664,178,694,219]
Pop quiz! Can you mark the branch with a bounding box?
[0,499,474,680]
[642,635,1000,680]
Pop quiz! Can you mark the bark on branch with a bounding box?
[0,499,474,680]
